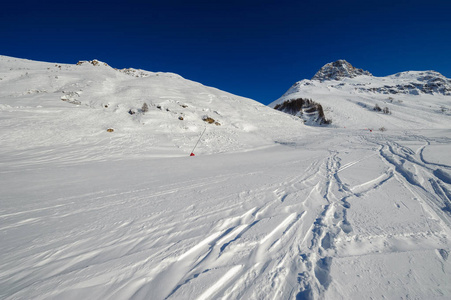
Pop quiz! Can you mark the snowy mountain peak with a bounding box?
[271,61,450,129]
[312,60,372,81]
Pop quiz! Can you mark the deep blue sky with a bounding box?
[2,0,450,104]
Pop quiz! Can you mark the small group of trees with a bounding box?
[315,104,332,125]
[274,98,332,125]
[373,104,391,114]
[129,102,149,115]
[141,103,149,113]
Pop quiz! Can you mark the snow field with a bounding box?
[2,130,451,299]
[1,56,451,299]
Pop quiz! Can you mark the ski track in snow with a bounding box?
[1,56,451,299]
[1,131,451,299]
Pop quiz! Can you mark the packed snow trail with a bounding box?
[1,130,451,299]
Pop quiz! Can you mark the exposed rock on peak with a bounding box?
[312,60,372,81]
[76,59,110,67]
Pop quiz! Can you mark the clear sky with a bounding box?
[2,0,450,104]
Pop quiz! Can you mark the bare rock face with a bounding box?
[355,71,451,96]
[312,60,372,81]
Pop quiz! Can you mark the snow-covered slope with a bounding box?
[0,55,302,161]
[271,60,451,129]
[1,56,451,300]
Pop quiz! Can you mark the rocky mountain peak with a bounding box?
[312,60,372,81]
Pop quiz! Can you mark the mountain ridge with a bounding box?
[271,60,451,129]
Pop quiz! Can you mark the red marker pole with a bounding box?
[190,127,206,156]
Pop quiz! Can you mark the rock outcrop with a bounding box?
[312,60,372,81]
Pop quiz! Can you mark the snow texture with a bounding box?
[271,61,451,130]
[1,56,451,299]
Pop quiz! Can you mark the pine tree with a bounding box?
[141,103,149,114]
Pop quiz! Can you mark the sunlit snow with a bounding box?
[1,56,450,299]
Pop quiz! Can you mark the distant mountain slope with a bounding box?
[270,60,451,129]
[0,55,303,160]
[312,59,372,81]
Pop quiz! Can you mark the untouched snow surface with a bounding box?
[1,56,451,299]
